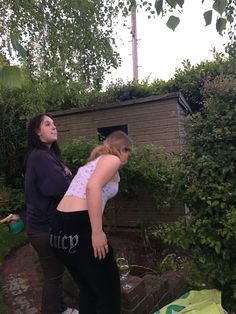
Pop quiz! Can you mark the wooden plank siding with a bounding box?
[103,195,185,229]
[52,92,191,228]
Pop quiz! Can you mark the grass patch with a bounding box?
[0,223,27,313]
[0,293,8,314]
[0,224,27,265]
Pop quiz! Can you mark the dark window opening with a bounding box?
[97,125,128,141]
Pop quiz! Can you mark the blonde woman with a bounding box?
[50,131,132,314]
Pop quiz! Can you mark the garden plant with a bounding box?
[0,54,235,312]
[150,74,236,312]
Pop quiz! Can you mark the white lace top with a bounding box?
[64,156,120,212]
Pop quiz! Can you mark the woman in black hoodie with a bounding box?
[24,114,78,314]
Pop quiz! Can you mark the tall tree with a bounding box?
[0,0,123,88]
[0,0,234,88]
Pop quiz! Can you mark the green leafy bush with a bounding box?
[0,84,45,186]
[62,139,180,215]
[0,55,233,188]
[119,145,180,209]
[153,74,236,312]
[0,189,25,215]
[61,137,98,174]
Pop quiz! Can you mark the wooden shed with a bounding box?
[53,92,192,152]
[52,92,192,228]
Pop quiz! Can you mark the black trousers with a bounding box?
[27,229,67,314]
[49,210,121,314]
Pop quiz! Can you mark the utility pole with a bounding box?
[131,5,138,81]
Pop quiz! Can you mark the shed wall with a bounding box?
[54,98,185,152]
[53,96,187,227]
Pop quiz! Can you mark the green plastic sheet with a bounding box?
[154,289,225,314]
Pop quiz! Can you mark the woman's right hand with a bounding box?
[92,231,109,260]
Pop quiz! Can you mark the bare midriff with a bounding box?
[57,195,88,212]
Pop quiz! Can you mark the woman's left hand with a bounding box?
[64,167,72,176]
[92,231,109,259]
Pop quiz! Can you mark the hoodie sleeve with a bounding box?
[31,150,71,198]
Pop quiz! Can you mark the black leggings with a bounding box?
[49,210,121,314]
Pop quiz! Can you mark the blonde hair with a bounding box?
[89,131,132,161]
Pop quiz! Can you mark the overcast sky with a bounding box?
[104,0,227,86]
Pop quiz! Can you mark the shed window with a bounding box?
[97,125,128,140]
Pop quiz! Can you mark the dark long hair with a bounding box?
[23,114,60,172]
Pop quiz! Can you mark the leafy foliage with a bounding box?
[0,41,235,310]
[153,0,234,34]
[61,137,98,174]
[0,0,123,86]
[0,55,233,186]
[0,188,25,215]
[102,56,233,113]
[151,74,236,311]
[0,84,45,186]
[119,145,179,209]
[155,253,187,274]
[163,55,235,112]
[0,66,30,89]
[62,140,179,212]
[166,15,180,30]
[1,0,234,89]
[225,1,236,67]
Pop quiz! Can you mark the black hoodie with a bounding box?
[25,149,72,232]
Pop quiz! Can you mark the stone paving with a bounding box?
[1,244,41,314]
